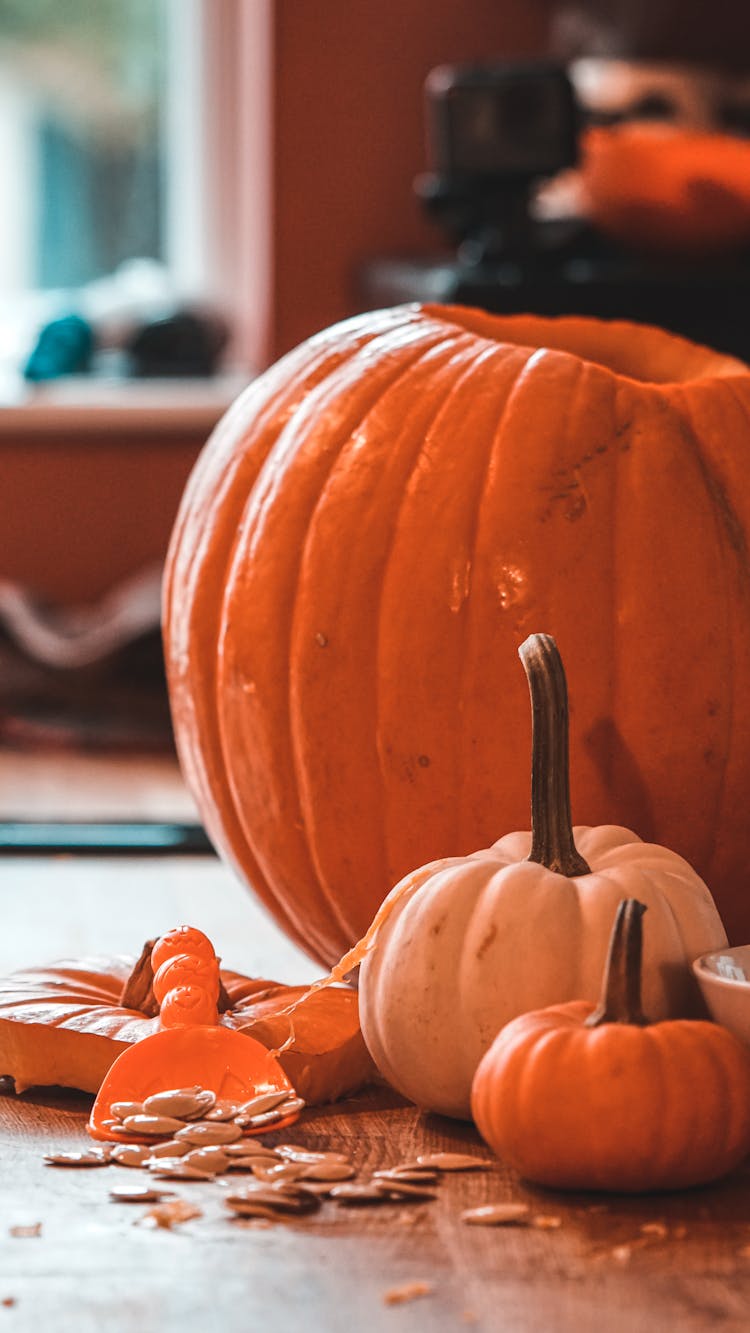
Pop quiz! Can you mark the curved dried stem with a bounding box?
[518,633,590,878]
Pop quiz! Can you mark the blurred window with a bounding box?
[0,0,221,384]
[0,0,166,294]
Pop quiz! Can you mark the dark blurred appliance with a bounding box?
[361,60,750,360]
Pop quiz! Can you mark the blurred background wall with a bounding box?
[1,0,748,614]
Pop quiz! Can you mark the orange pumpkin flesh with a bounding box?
[0,955,373,1105]
[164,304,750,965]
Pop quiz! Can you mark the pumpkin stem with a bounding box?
[120,939,159,1016]
[585,898,650,1028]
[120,940,232,1015]
[518,633,590,877]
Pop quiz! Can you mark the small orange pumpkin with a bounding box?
[471,899,750,1192]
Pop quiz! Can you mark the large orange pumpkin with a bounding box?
[164,304,750,965]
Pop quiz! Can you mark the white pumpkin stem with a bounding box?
[585,898,650,1028]
[518,633,590,877]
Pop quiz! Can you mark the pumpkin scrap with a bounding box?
[0,948,373,1104]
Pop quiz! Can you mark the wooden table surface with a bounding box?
[2,755,750,1332]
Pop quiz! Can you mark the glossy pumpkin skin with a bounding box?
[163,304,750,965]
[357,823,726,1119]
[471,1001,750,1192]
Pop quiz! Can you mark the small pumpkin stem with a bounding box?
[217,973,233,1013]
[120,939,159,1016]
[120,939,233,1015]
[518,633,590,877]
[585,899,650,1028]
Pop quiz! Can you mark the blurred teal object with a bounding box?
[23,313,95,381]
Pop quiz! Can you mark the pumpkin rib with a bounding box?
[454,344,551,854]
[651,1024,713,1179]
[290,332,480,946]
[282,329,465,953]
[462,353,621,851]
[607,390,726,859]
[218,326,452,960]
[190,328,421,959]
[671,406,740,871]
[679,378,750,945]
[427,305,747,387]
[672,386,750,887]
[165,307,420,948]
[712,1026,750,1156]
[372,338,528,894]
[165,341,368,959]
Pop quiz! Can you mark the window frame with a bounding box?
[0,0,257,410]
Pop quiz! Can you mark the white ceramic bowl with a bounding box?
[693,945,750,1046]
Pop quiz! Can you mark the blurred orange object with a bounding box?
[580,124,750,256]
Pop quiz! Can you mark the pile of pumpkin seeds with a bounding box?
[42,1082,496,1223]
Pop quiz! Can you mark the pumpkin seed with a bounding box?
[121,1114,187,1136]
[111,1144,151,1168]
[109,1185,176,1204]
[461,1204,530,1227]
[373,1167,439,1185]
[174,1121,242,1146]
[110,1101,144,1120]
[142,1087,206,1119]
[224,1187,318,1215]
[179,1089,217,1120]
[182,1147,230,1175]
[204,1101,242,1122]
[290,1180,334,1197]
[275,1146,351,1166]
[148,1161,216,1181]
[298,1161,356,1182]
[328,1183,393,1206]
[224,1155,280,1173]
[224,1141,281,1160]
[237,1108,289,1130]
[414,1152,492,1172]
[235,1090,291,1118]
[224,1199,280,1221]
[278,1096,306,1116]
[374,1179,436,1202]
[43,1150,110,1168]
[145,1139,190,1159]
[248,1161,305,1184]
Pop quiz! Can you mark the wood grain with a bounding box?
[3,1080,750,1333]
[2,755,750,1331]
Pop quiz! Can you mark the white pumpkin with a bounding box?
[352,635,728,1119]
[358,823,727,1119]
